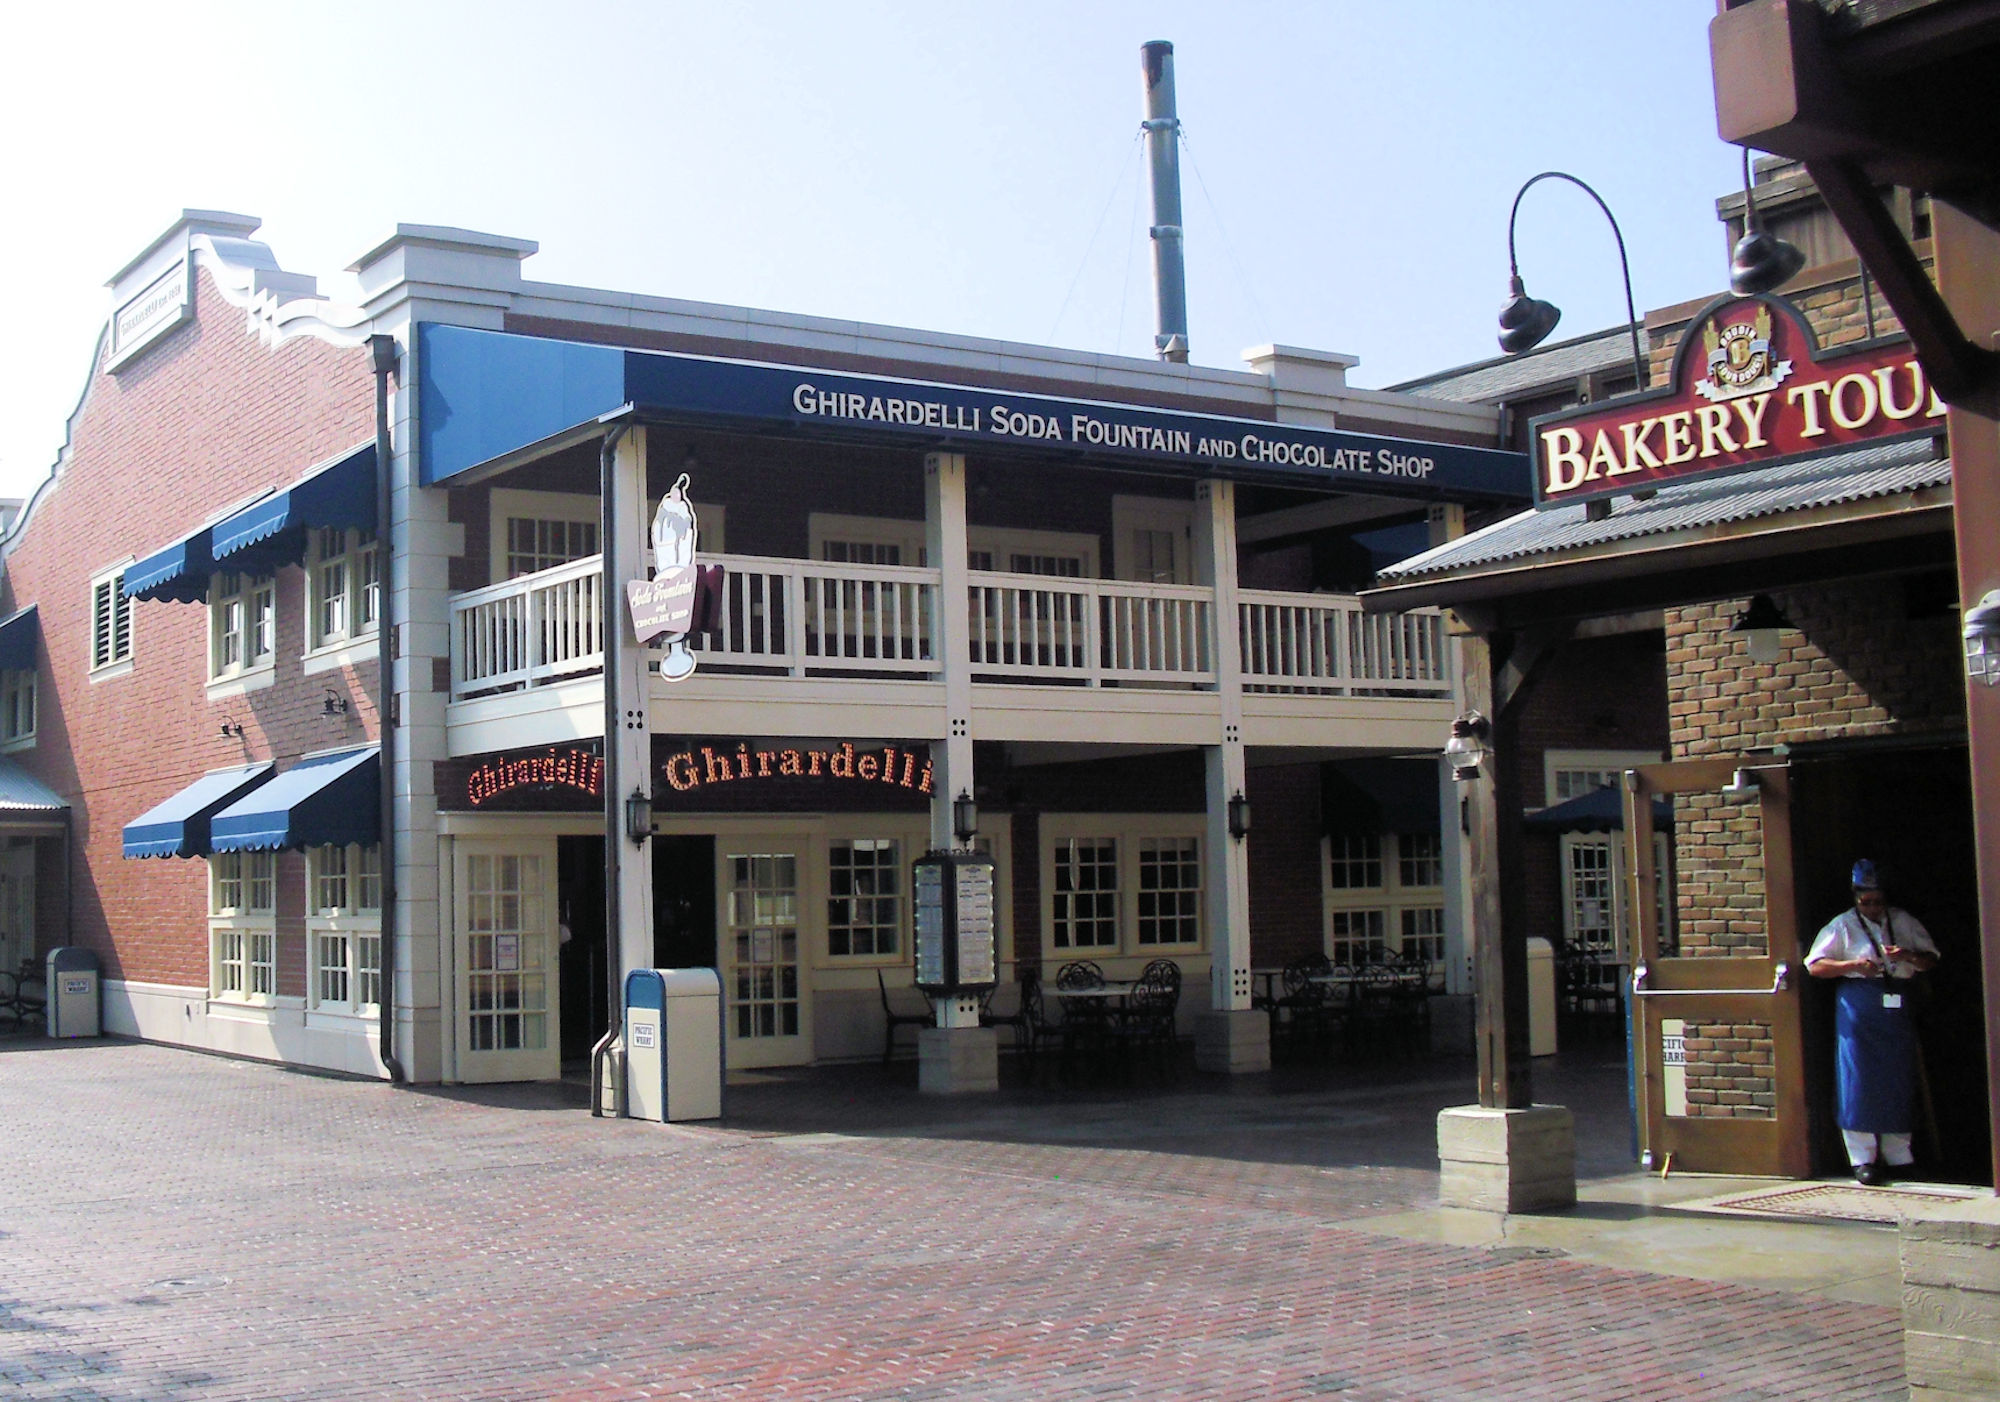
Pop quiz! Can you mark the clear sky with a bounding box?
[0,1,1736,502]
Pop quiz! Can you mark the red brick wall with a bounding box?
[0,268,376,985]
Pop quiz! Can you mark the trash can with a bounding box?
[1526,937,1557,1057]
[623,968,723,1122]
[46,947,100,1039]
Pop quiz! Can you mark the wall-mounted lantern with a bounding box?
[1445,711,1492,783]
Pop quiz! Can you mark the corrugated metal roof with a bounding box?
[1388,325,1649,404]
[1377,435,1950,582]
[0,758,67,812]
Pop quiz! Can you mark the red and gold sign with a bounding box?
[1531,294,1944,509]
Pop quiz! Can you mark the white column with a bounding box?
[1193,478,1267,1072]
[925,451,974,862]
[610,428,655,994]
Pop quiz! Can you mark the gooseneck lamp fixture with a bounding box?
[1497,171,1648,392]
[1226,791,1251,841]
[952,789,979,845]
[624,787,652,846]
[1728,149,1807,297]
[1445,711,1492,783]
[1965,589,2000,686]
[1729,593,1794,664]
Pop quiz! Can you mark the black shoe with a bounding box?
[1854,1163,1884,1187]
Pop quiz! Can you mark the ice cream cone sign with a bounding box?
[628,472,702,680]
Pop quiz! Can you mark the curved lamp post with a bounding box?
[1728,148,1807,296]
[1497,171,1649,391]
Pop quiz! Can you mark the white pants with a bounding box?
[1843,1129,1914,1167]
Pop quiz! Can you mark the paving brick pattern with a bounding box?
[0,1041,1906,1400]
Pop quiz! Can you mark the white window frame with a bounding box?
[809,513,1100,577]
[89,563,134,679]
[305,527,379,659]
[1321,831,1445,965]
[824,834,905,962]
[1041,814,1205,960]
[0,667,35,751]
[208,571,276,684]
[209,850,277,1005]
[1541,749,1663,809]
[1111,494,1195,584]
[307,843,381,1015]
[491,488,724,586]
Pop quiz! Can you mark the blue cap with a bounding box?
[1851,859,1881,891]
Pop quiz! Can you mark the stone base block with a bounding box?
[1436,1104,1576,1214]
[1903,1195,2000,1401]
[1194,1008,1271,1074]
[917,1026,998,1095]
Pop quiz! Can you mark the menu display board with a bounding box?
[911,850,997,994]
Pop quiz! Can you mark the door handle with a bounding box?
[1631,962,1791,997]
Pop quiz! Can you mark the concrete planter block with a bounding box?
[1436,1104,1577,1214]
[1902,1195,2000,1400]
[1194,1008,1271,1075]
[917,1026,998,1095]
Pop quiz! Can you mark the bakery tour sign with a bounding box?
[1531,294,1945,509]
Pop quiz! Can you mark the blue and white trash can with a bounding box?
[46,947,100,1039]
[623,968,723,1122]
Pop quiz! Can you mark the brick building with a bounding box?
[1368,159,1985,1183]
[0,210,1530,1085]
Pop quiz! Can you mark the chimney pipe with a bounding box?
[1141,40,1189,363]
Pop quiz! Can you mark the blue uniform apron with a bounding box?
[1834,978,1918,1133]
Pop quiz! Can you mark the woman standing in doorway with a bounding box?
[1805,859,1940,1184]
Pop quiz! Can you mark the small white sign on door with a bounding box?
[494,934,522,973]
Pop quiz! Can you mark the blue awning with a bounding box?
[0,607,37,671]
[123,762,275,859]
[211,443,376,573]
[124,526,218,605]
[1523,785,1674,833]
[210,748,378,852]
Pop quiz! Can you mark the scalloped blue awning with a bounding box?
[0,607,37,671]
[211,443,375,574]
[122,762,275,859]
[209,747,378,852]
[124,526,218,605]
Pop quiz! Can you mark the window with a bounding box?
[1323,832,1444,966]
[90,568,132,672]
[308,844,381,1014]
[1052,837,1120,950]
[209,572,275,680]
[827,838,900,957]
[1136,838,1201,946]
[0,668,34,747]
[1044,820,1204,958]
[507,516,598,578]
[210,850,276,1004]
[1543,750,1663,808]
[307,528,378,651]
[821,540,902,566]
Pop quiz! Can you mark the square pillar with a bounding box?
[925,452,973,856]
[918,1025,999,1094]
[1436,1104,1576,1213]
[609,428,655,995]
[1902,1196,2000,1401]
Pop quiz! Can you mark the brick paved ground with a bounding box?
[0,1037,1907,1400]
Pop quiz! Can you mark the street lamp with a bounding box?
[1445,711,1492,783]
[1728,149,1807,296]
[1729,593,1794,664]
[1497,171,1648,392]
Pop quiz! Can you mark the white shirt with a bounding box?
[1806,906,1938,980]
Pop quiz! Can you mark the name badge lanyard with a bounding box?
[1859,911,1903,1008]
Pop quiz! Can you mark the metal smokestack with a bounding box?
[1141,40,1189,363]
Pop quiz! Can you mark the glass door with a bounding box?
[719,844,812,1067]
[454,839,560,1083]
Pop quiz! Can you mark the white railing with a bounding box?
[450,554,1448,701]
[967,572,1213,685]
[1239,591,1451,696]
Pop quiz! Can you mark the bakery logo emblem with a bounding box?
[1695,303,1792,403]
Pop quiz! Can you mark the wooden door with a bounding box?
[1626,760,1810,1177]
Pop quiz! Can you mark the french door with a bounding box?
[718,842,813,1067]
[454,838,561,1083]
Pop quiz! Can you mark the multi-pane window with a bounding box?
[1052,837,1120,949]
[1136,837,1201,946]
[822,541,901,566]
[209,572,275,680]
[1131,529,1178,584]
[1327,834,1384,889]
[506,517,597,578]
[90,570,132,671]
[0,669,34,745]
[1324,833,1444,967]
[1544,751,1662,807]
[308,528,379,650]
[827,838,900,957]
[310,844,381,916]
[210,850,276,1003]
[1007,552,1085,577]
